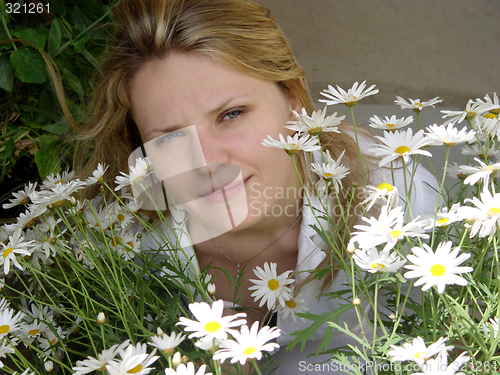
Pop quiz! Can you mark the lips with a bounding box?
[200,176,250,204]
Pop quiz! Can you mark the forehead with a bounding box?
[128,52,284,132]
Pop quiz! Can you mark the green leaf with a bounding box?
[36,134,61,148]
[288,303,354,352]
[48,18,62,56]
[35,140,62,179]
[49,0,66,16]
[42,117,70,135]
[0,54,14,91]
[10,46,47,84]
[61,67,83,100]
[13,28,47,49]
[74,44,86,54]
[70,6,90,32]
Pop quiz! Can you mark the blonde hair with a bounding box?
[75,0,369,287]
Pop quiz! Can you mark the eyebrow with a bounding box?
[143,92,250,137]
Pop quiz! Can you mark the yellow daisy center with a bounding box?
[390,230,402,238]
[308,127,323,136]
[377,183,394,192]
[488,207,500,216]
[430,264,446,276]
[285,300,297,308]
[55,179,64,184]
[484,113,498,119]
[3,248,13,258]
[28,329,40,336]
[0,325,10,334]
[126,241,134,250]
[324,172,333,178]
[268,279,280,291]
[437,218,449,225]
[395,146,411,155]
[204,321,222,333]
[117,214,125,222]
[127,364,142,373]
[386,123,395,128]
[371,263,386,270]
[243,347,258,355]
[415,351,425,359]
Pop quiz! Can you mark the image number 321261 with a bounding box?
[6,2,50,13]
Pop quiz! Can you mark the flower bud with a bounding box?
[69,196,77,206]
[157,327,164,336]
[207,283,216,296]
[181,355,189,364]
[172,351,182,367]
[44,360,54,373]
[347,241,356,254]
[97,312,106,324]
[352,298,362,306]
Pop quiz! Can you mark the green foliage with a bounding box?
[0,0,118,185]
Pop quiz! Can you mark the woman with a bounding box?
[76,0,437,373]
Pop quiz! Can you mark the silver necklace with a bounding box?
[212,214,303,277]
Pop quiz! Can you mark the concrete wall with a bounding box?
[260,0,500,109]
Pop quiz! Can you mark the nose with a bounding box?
[195,126,230,170]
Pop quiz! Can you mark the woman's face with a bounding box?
[129,52,303,235]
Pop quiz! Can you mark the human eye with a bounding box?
[221,108,245,121]
[155,130,185,146]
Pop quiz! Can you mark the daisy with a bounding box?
[2,182,37,209]
[41,170,77,189]
[460,157,500,186]
[413,347,470,375]
[368,115,413,131]
[310,150,350,191]
[213,321,281,365]
[34,180,85,208]
[404,241,473,293]
[17,319,51,346]
[475,113,500,140]
[115,157,152,191]
[483,316,499,338]
[164,362,212,375]
[4,205,47,231]
[458,187,500,238]
[0,338,16,368]
[261,133,321,155]
[107,342,158,375]
[362,182,399,211]
[275,291,308,322]
[387,336,449,366]
[369,128,432,167]
[475,92,500,114]
[0,307,25,339]
[85,163,109,185]
[425,123,476,147]
[441,99,496,124]
[394,96,443,112]
[248,262,294,310]
[149,331,185,354]
[445,162,468,180]
[461,142,500,160]
[285,106,343,136]
[0,228,34,275]
[352,247,406,274]
[319,80,378,107]
[72,342,131,374]
[195,336,223,352]
[421,204,462,230]
[351,205,428,252]
[176,299,247,341]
